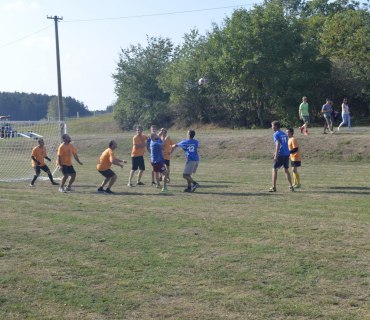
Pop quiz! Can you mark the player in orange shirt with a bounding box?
[158,128,173,183]
[57,134,83,193]
[127,126,147,186]
[30,138,58,187]
[97,140,126,194]
[286,128,302,188]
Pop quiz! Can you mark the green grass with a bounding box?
[1,123,370,319]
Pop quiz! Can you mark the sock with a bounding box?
[292,172,297,185]
[31,175,37,185]
[48,173,55,183]
[296,173,300,185]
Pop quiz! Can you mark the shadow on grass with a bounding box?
[310,186,370,195]
[328,186,370,191]
[191,191,284,197]
[193,184,230,189]
[197,180,240,184]
[107,192,175,196]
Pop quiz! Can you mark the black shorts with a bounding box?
[98,169,115,178]
[290,161,301,168]
[35,165,50,175]
[164,159,170,167]
[132,156,145,171]
[61,165,76,175]
[273,155,290,169]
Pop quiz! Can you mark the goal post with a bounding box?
[0,120,66,182]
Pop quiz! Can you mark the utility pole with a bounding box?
[47,15,64,121]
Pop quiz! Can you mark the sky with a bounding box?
[0,0,259,111]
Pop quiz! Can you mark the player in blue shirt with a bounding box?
[172,130,200,192]
[270,121,294,192]
[146,124,158,185]
[149,132,169,192]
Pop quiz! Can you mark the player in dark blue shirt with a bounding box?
[149,132,169,192]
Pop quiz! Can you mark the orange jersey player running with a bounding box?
[127,126,147,187]
[97,140,126,194]
[286,127,302,188]
[30,138,58,187]
[57,134,83,193]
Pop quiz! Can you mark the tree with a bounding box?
[0,92,90,121]
[200,2,329,126]
[64,97,92,118]
[47,96,68,120]
[113,36,173,130]
[158,29,213,126]
[319,9,370,107]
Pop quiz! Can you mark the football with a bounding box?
[198,77,208,86]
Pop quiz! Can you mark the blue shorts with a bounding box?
[273,156,289,169]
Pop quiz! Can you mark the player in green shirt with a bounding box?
[298,96,309,135]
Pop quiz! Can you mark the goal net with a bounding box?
[0,121,66,182]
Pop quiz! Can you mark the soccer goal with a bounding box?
[0,121,66,182]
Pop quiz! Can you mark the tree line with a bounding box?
[113,0,370,129]
[0,91,92,121]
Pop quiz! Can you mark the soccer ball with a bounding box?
[198,77,208,86]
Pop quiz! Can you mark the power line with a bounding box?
[63,4,251,23]
[0,25,53,49]
[0,4,253,49]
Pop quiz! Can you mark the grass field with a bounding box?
[1,118,370,319]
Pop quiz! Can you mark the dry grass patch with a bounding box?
[1,127,370,319]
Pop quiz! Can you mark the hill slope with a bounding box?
[67,115,370,162]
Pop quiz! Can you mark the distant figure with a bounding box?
[286,128,302,189]
[338,98,351,130]
[150,132,169,192]
[30,138,58,187]
[172,130,200,193]
[269,121,294,192]
[298,96,309,135]
[158,128,173,183]
[321,98,334,134]
[57,134,83,193]
[127,126,147,187]
[97,140,126,194]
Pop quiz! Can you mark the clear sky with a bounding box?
[0,0,258,111]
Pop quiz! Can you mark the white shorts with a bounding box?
[183,161,199,175]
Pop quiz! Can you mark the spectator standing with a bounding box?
[338,98,351,130]
[298,96,309,135]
